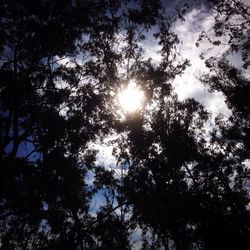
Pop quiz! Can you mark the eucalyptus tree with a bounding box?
[194,1,250,248]
[112,1,250,249]
[1,0,249,249]
[198,0,250,68]
[197,0,250,192]
[0,0,163,249]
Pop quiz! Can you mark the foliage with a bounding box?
[196,0,250,68]
[0,0,249,249]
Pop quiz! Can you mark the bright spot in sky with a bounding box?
[118,80,144,113]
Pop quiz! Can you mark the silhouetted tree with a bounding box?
[1,0,249,249]
[113,1,250,248]
[0,0,163,249]
[196,0,250,68]
[194,1,250,248]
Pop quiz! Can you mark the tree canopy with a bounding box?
[0,0,249,249]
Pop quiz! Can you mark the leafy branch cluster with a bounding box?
[0,0,249,249]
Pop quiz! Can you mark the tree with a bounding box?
[0,0,164,249]
[1,0,249,249]
[194,1,250,248]
[197,0,250,190]
[113,1,250,249]
[196,0,250,68]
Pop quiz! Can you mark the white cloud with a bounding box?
[172,7,231,118]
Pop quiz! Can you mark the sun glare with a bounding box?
[118,80,144,113]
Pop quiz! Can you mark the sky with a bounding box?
[162,2,230,115]
[93,0,233,171]
[13,0,232,165]
[4,1,249,160]
[9,0,247,218]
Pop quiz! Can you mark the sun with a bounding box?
[118,80,145,113]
